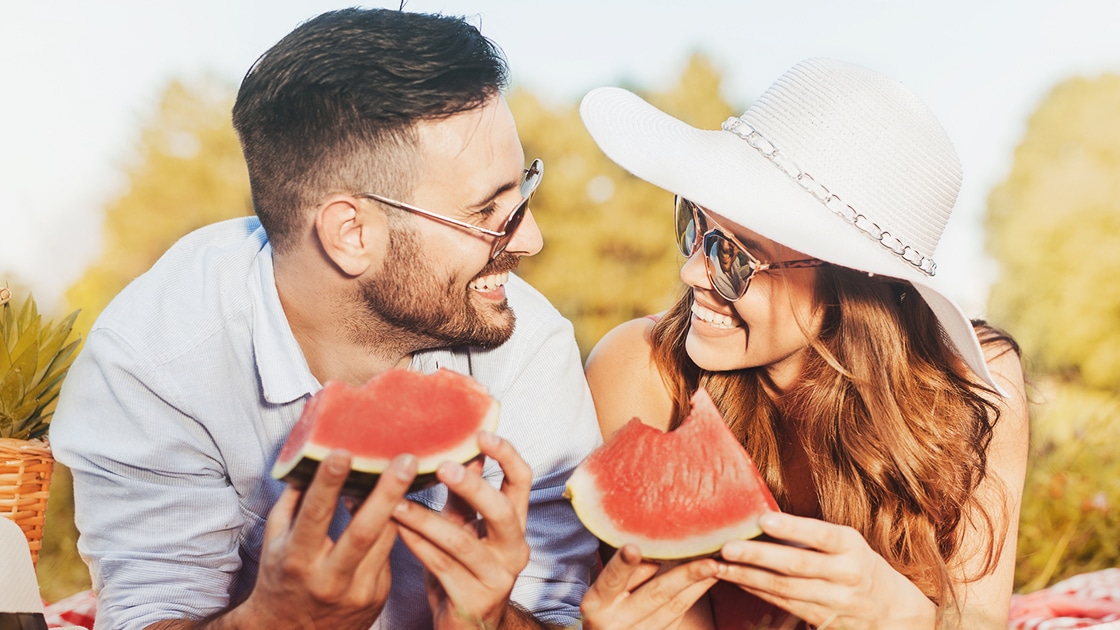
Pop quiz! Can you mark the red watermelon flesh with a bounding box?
[566,387,778,560]
[271,368,500,497]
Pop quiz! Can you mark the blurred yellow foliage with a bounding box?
[514,53,736,354]
[986,73,1120,592]
[987,74,1120,389]
[65,76,252,339]
[59,53,1120,600]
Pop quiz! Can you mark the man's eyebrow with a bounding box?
[464,179,519,213]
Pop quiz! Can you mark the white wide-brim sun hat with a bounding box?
[580,57,998,390]
[0,516,47,622]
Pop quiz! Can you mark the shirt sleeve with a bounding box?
[51,328,244,630]
[482,289,603,628]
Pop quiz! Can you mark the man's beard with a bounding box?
[355,224,519,350]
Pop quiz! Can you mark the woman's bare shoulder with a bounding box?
[585,317,675,439]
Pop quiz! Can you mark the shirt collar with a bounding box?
[247,228,476,403]
[249,238,322,405]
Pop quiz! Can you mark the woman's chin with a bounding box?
[684,328,751,372]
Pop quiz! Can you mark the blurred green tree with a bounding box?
[986,74,1120,591]
[514,52,737,354]
[986,75,1120,389]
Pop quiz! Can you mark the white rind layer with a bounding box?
[566,465,765,560]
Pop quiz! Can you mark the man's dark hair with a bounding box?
[232,8,509,252]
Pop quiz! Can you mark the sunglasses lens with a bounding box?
[704,233,752,300]
[674,198,698,256]
[491,160,542,259]
[523,159,543,197]
[492,201,527,256]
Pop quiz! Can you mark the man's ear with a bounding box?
[315,196,378,277]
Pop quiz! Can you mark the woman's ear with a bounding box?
[315,195,377,277]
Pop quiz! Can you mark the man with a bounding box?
[51,8,600,630]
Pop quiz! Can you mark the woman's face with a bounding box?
[680,209,823,390]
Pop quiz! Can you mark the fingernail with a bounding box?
[394,500,409,515]
[759,512,780,529]
[722,540,746,557]
[327,450,350,474]
[393,454,417,480]
[440,461,465,483]
[478,431,498,449]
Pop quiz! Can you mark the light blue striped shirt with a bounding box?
[52,217,602,630]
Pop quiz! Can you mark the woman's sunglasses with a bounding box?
[674,196,824,301]
[358,159,543,260]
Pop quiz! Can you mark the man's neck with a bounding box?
[273,254,416,386]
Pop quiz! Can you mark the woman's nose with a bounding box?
[680,247,713,292]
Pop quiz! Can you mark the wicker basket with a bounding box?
[0,437,54,566]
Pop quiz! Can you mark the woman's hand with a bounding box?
[581,544,720,630]
[717,512,936,629]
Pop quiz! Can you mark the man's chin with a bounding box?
[433,301,515,349]
[472,311,516,348]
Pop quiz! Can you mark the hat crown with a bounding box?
[737,58,961,261]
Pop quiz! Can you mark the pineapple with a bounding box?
[0,287,81,440]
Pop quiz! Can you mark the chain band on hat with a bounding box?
[721,116,938,277]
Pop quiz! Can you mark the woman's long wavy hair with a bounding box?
[650,264,1019,608]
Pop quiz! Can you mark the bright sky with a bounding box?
[2,1,1119,316]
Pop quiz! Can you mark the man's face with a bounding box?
[357,95,542,349]
[358,226,521,348]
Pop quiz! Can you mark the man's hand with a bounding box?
[225,449,417,629]
[393,431,537,629]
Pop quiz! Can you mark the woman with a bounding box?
[576,59,1029,629]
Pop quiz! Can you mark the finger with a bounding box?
[624,558,720,617]
[288,449,352,549]
[720,538,834,580]
[478,431,532,527]
[435,457,523,548]
[393,498,506,585]
[717,560,802,596]
[726,577,838,629]
[583,544,652,612]
[442,457,484,527]
[633,565,720,628]
[397,522,492,599]
[345,519,400,596]
[262,484,302,543]
[327,454,417,574]
[757,512,857,554]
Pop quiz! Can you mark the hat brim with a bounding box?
[580,87,999,391]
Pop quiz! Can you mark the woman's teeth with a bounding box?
[469,271,509,292]
[692,302,739,329]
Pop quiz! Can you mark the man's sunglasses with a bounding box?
[674,196,824,301]
[357,159,543,260]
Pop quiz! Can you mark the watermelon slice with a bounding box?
[565,387,779,559]
[271,368,500,497]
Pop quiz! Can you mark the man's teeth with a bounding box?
[469,271,509,292]
[692,302,739,329]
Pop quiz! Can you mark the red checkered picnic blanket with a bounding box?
[38,569,1120,630]
[42,589,96,629]
[1010,569,1120,629]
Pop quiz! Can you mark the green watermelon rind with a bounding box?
[565,388,779,560]
[566,465,767,560]
[270,368,500,496]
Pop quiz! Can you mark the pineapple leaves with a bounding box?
[0,292,81,439]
